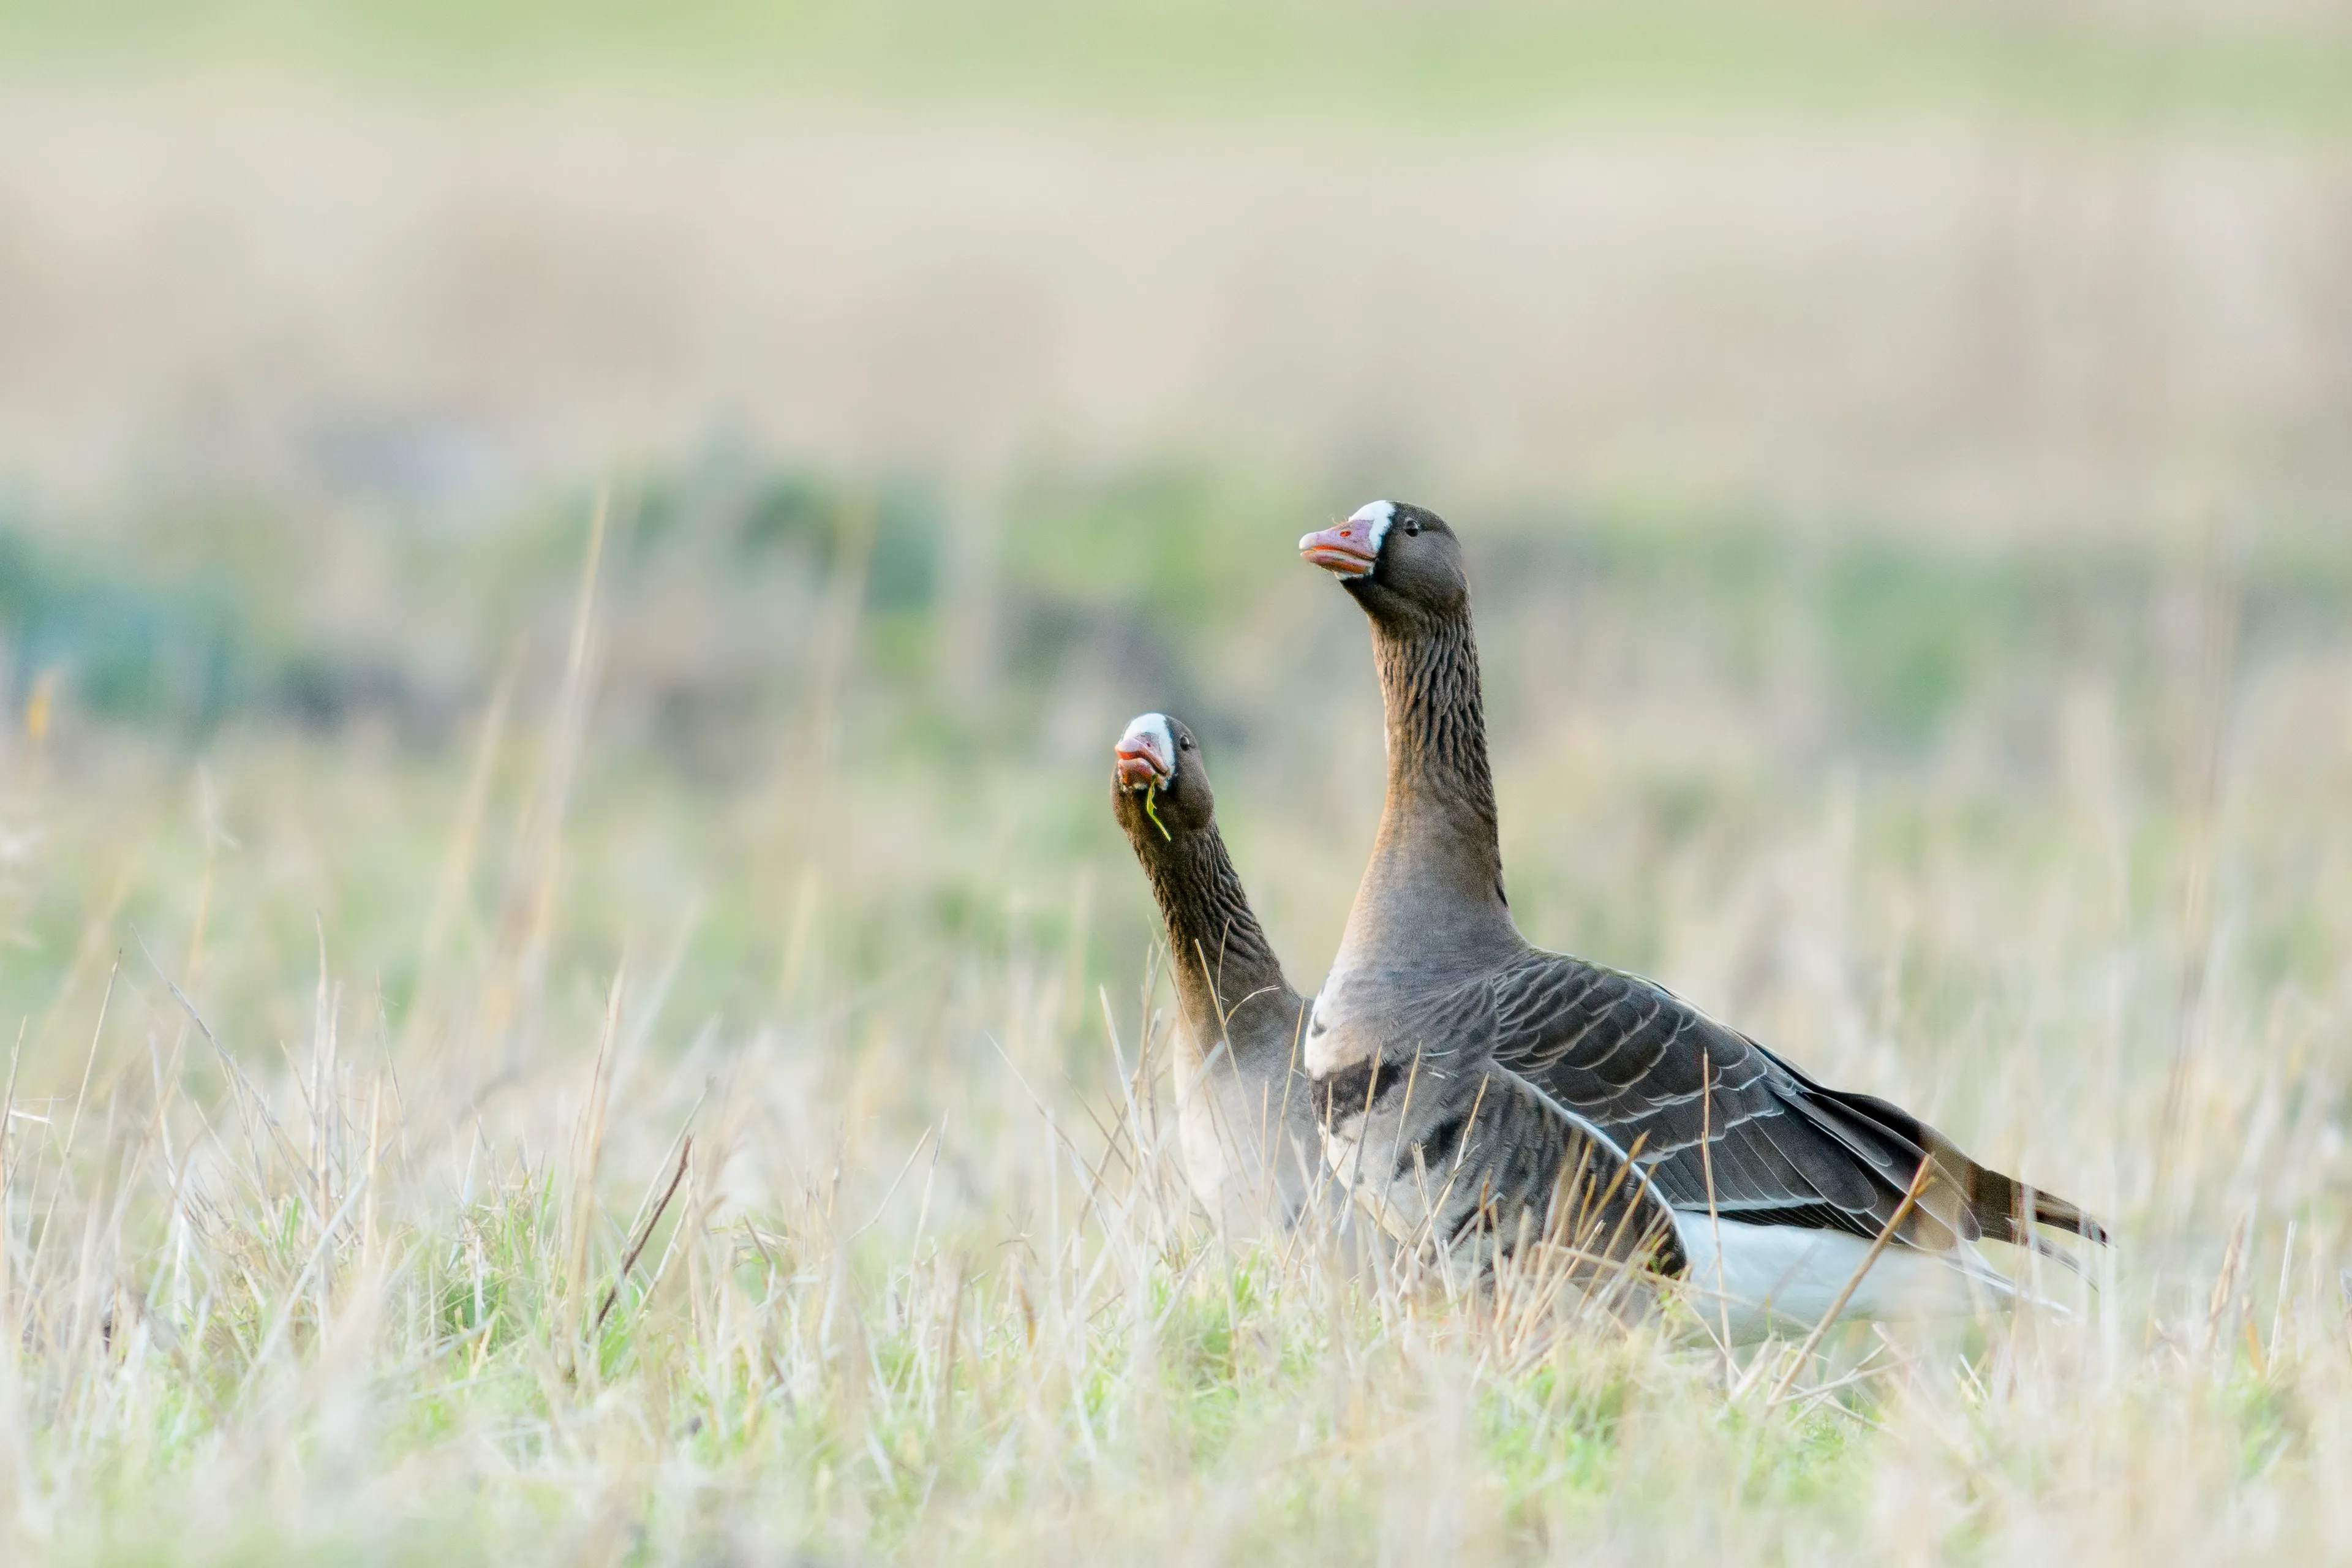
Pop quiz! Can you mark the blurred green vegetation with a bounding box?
[0,0,2345,130]
[9,466,2350,762]
[5,467,2348,1061]
[0,521,243,737]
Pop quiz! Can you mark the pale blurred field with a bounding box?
[1,4,2351,1563]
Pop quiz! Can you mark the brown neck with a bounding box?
[1133,823,1302,1064]
[1352,605,1517,964]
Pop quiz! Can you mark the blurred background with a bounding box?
[0,0,2348,1219]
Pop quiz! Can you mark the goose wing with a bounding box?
[1478,952,2105,1248]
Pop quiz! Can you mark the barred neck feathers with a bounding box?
[1134,822,1298,1049]
[1375,608,1497,832]
[1366,605,1511,927]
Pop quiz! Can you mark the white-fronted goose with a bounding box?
[1112,711,1322,1232]
[1112,712,1681,1278]
[1297,502,2108,1338]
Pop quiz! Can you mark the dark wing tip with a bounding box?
[1962,1159,2113,1248]
[2029,1191,2113,1247]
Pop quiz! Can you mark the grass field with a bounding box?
[3,2,2351,1559]
[0,476,2347,1564]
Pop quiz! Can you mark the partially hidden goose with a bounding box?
[1112,711,1681,1282]
[1111,711,1322,1233]
[1297,502,2108,1340]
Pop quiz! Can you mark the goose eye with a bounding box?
[1402,521,1421,537]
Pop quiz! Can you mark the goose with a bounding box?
[1112,711,1681,1281]
[1111,710,1323,1233]
[1296,502,2108,1340]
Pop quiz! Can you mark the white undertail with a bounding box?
[1672,1214,2035,1343]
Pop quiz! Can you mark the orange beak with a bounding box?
[1115,739,1168,791]
[1300,521,1378,578]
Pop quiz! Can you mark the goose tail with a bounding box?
[1909,1125,2109,1248]
[1958,1161,2111,1248]
[1807,1083,2113,1250]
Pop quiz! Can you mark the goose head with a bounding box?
[1299,500,1469,627]
[1110,711,1217,842]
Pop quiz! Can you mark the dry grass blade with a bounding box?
[594,1135,693,1336]
[1765,1158,1939,1405]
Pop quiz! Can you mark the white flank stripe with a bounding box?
[1672,1214,2026,1344]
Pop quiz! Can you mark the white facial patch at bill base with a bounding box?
[1117,712,1177,791]
[1348,500,1396,557]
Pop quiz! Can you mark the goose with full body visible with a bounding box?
[1296,502,2108,1340]
[1110,711,1681,1282]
